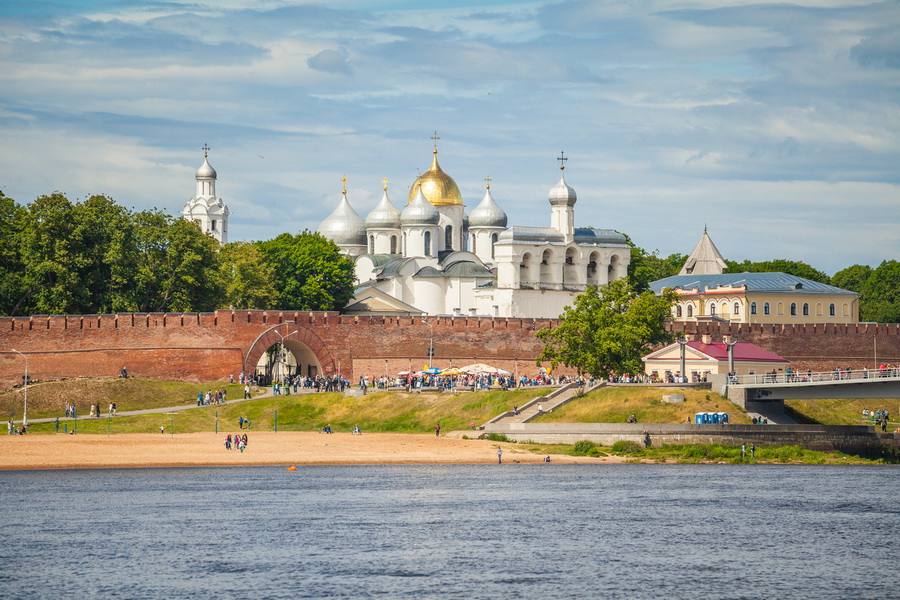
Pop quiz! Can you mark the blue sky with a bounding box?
[1,0,898,275]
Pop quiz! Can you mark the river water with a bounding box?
[0,465,897,599]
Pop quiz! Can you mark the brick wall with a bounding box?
[2,311,898,389]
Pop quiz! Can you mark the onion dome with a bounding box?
[365,183,401,229]
[401,188,440,226]
[319,182,367,246]
[407,141,463,206]
[196,156,217,179]
[468,182,507,228]
[548,154,576,207]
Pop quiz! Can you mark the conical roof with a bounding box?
[196,156,217,179]
[469,185,507,228]
[679,227,727,275]
[320,190,367,246]
[366,188,401,229]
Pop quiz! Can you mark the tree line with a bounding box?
[626,241,900,323]
[0,192,355,317]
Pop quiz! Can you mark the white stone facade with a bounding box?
[182,148,229,244]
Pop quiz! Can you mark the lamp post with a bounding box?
[11,350,28,427]
[676,338,688,383]
[421,317,435,365]
[272,328,298,382]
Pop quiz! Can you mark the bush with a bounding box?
[611,440,643,454]
[485,433,510,442]
[573,440,597,455]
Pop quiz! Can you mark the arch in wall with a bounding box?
[540,249,554,283]
[519,252,533,284]
[563,247,578,284]
[243,324,336,379]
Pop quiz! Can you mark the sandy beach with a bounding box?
[0,432,623,470]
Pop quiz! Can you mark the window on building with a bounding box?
[445,226,453,251]
[733,302,741,316]
[790,302,797,316]
[676,305,683,317]
[491,233,498,259]
[471,235,476,254]
[764,302,770,315]
[777,302,784,316]
[369,235,375,254]
[390,236,397,254]
[709,302,717,316]
[750,302,757,315]
[802,303,809,316]
[816,302,823,316]
[687,304,693,317]
[424,231,432,257]
[829,303,836,317]
[211,219,217,231]
[843,303,850,317]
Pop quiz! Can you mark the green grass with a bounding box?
[785,398,900,427]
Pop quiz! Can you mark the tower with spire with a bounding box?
[182,144,229,245]
[679,226,727,275]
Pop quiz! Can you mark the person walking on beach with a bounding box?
[497,447,503,464]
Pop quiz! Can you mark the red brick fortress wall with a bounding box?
[2,311,898,389]
[669,322,900,371]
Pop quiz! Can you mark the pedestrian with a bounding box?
[435,424,441,437]
[741,444,746,459]
[239,416,244,430]
[750,444,756,459]
[544,455,551,462]
[160,426,165,434]
[55,417,59,433]
[244,384,250,399]
[537,403,543,413]
[497,447,503,464]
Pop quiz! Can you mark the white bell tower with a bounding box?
[182,144,229,244]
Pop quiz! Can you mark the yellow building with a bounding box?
[650,230,859,324]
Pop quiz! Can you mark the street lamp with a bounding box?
[272,328,298,381]
[11,349,28,427]
[421,317,435,364]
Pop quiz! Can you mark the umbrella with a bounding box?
[458,363,499,375]
[496,368,511,376]
[422,367,442,375]
[397,371,412,376]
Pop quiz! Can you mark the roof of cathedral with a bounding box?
[497,226,565,244]
[573,228,630,247]
[366,187,402,229]
[401,188,441,225]
[679,228,727,275]
[468,184,507,228]
[548,170,576,207]
[648,272,857,295]
[407,145,463,207]
[319,187,367,247]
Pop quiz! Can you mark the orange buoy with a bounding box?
[286,466,297,471]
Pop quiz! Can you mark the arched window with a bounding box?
[777,302,784,316]
[520,253,532,284]
[709,302,717,316]
[802,303,809,316]
[676,305,683,317]
[424,231,432,257]
[687,304,693,318]
[816,302,823,316]
[842,303,850,317]
[733,302,740,316]
[211,219,217,231]
[790,302,797,316]
[829,303,836,317]
[764,302,770,315]
[390,235,397,254]
[445,226,453,251]
[369,235,375,254]
[471,235,476,254]
[750,302,757,315]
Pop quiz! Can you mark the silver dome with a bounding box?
[320,193,367,246]
[365,190,401,229]
[196,156,217,179]
[401,188,440,226]
[548,174,576,207]
[468,187,507,228]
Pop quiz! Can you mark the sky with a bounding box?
[1,0,898,276]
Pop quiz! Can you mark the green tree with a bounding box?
[831,264,873,293]
[218,241,278,309]
[132,210,223,312]
[257,231,355,311]
[861,260,900,323]
[0,191,27,316]
[536,279,677,378]
[620,233,684,291]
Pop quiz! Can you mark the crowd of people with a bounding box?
[863,408,891,432]
[197,390,227,405]
[223,433,248,452]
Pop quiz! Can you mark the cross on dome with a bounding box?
[557,151,567,171]
[431,131,440,154]
[202,143,210,158]
[340,174,348,195]
[484,175,492,189]
[382,177,389,191]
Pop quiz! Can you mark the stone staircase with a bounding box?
[484,381,605,428]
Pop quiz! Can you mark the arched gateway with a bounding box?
[243,324,337,379]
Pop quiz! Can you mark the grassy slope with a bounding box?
[533,386,751,424]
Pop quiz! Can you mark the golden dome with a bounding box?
[407,149,464,206]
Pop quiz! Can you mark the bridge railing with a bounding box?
[730,367,900,386]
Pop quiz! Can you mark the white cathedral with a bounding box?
[182,145,229,245]
[318,139,631,319]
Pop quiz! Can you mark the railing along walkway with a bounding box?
[729,368,900,387]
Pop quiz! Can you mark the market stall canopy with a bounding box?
[458,363,500,374]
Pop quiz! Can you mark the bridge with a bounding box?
[722,368,900,409]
